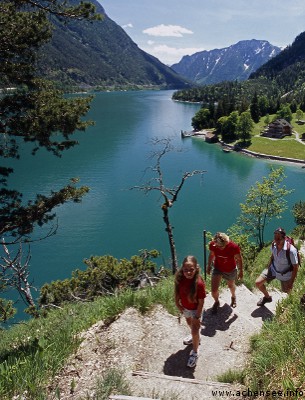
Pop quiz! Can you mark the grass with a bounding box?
[0,277,177,399]
[81,368,132,400]
[246,281,305,394]
[234,113,305,161]
[217,368,246,384]
[248,136,305,160]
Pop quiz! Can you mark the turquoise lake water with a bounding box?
[3,90,305,317]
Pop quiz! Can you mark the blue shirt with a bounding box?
[270,241,298,281]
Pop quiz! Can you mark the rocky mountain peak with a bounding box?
[171,39,281,85]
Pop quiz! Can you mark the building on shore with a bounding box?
[261,118,292,139]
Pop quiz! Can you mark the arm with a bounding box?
[235,253,243,280]
[192,298,204,328]
[289,264,299,289]
[195,298,204,319]
[207,251,215,275]
[175,292,183,313]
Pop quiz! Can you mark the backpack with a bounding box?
[285,236,302,267]
[271,236,302,275]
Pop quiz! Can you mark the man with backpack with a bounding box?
[255,227,300,306]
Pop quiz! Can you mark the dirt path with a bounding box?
[48,284,287,400]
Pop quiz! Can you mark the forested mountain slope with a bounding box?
[250,31,305,79]
[173,30,305,106]
[249,31,305,99]
[37,0,189,89]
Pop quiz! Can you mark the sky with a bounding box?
[99,0,305,66]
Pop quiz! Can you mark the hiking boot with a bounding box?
[257,296,272,307]
[187,350,198,368]
[211,300,220,314]
[183,335,193,345]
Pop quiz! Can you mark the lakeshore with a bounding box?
[186,129,305,167]
[219,140,305,166]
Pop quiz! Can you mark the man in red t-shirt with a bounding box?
[207,232,243,313]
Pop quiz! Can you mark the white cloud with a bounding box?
[143,24,193,37]
[122,23,133,29]
[144,43,205,65]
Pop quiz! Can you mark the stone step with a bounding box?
[129,371,234,400]
[109,396,160,400]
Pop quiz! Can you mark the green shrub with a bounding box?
[39,249,167,308]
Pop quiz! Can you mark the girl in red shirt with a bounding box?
[175,255,206,368]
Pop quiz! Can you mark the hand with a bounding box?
[238,269,243,280]
[207,265,211,275]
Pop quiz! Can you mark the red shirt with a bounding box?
[178,276,206,310]
[209,241,241,273]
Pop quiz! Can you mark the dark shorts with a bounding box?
[212,267,237,281]
[260,267,276,282]
[260,267,293,292]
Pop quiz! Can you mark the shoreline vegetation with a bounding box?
[184,129,305,167]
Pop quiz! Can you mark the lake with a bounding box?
[3,90,305,318]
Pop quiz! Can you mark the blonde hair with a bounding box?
[175,255,200,303]
[214,232,229,246]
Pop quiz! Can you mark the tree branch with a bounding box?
[130,137,206,273]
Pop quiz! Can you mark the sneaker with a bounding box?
[183,335,193,345]
[187,350,198,368]
[211,300,220,314]
[257,296,272,307]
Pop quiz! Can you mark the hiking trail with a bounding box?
[48,284,287,400]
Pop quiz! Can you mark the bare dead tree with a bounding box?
[0,241,37,311]
[131,137,206,274]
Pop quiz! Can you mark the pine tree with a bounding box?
[0,0,100,242]
[250,91,260,123]
[0,0,100,321]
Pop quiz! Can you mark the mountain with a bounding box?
[249,31,305,80]
[171,40,281,85]
[248,31,305,102]
[37,1,189,90]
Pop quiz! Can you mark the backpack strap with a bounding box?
[285,241,293,269]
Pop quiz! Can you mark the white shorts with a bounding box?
[183,308,197,319]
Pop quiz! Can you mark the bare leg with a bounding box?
[227,279,237,307]
[227,279,236,298]
[185,316,192,329]
[255,275,271,298]
[211,274,222,302]
[191,318,201,353]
